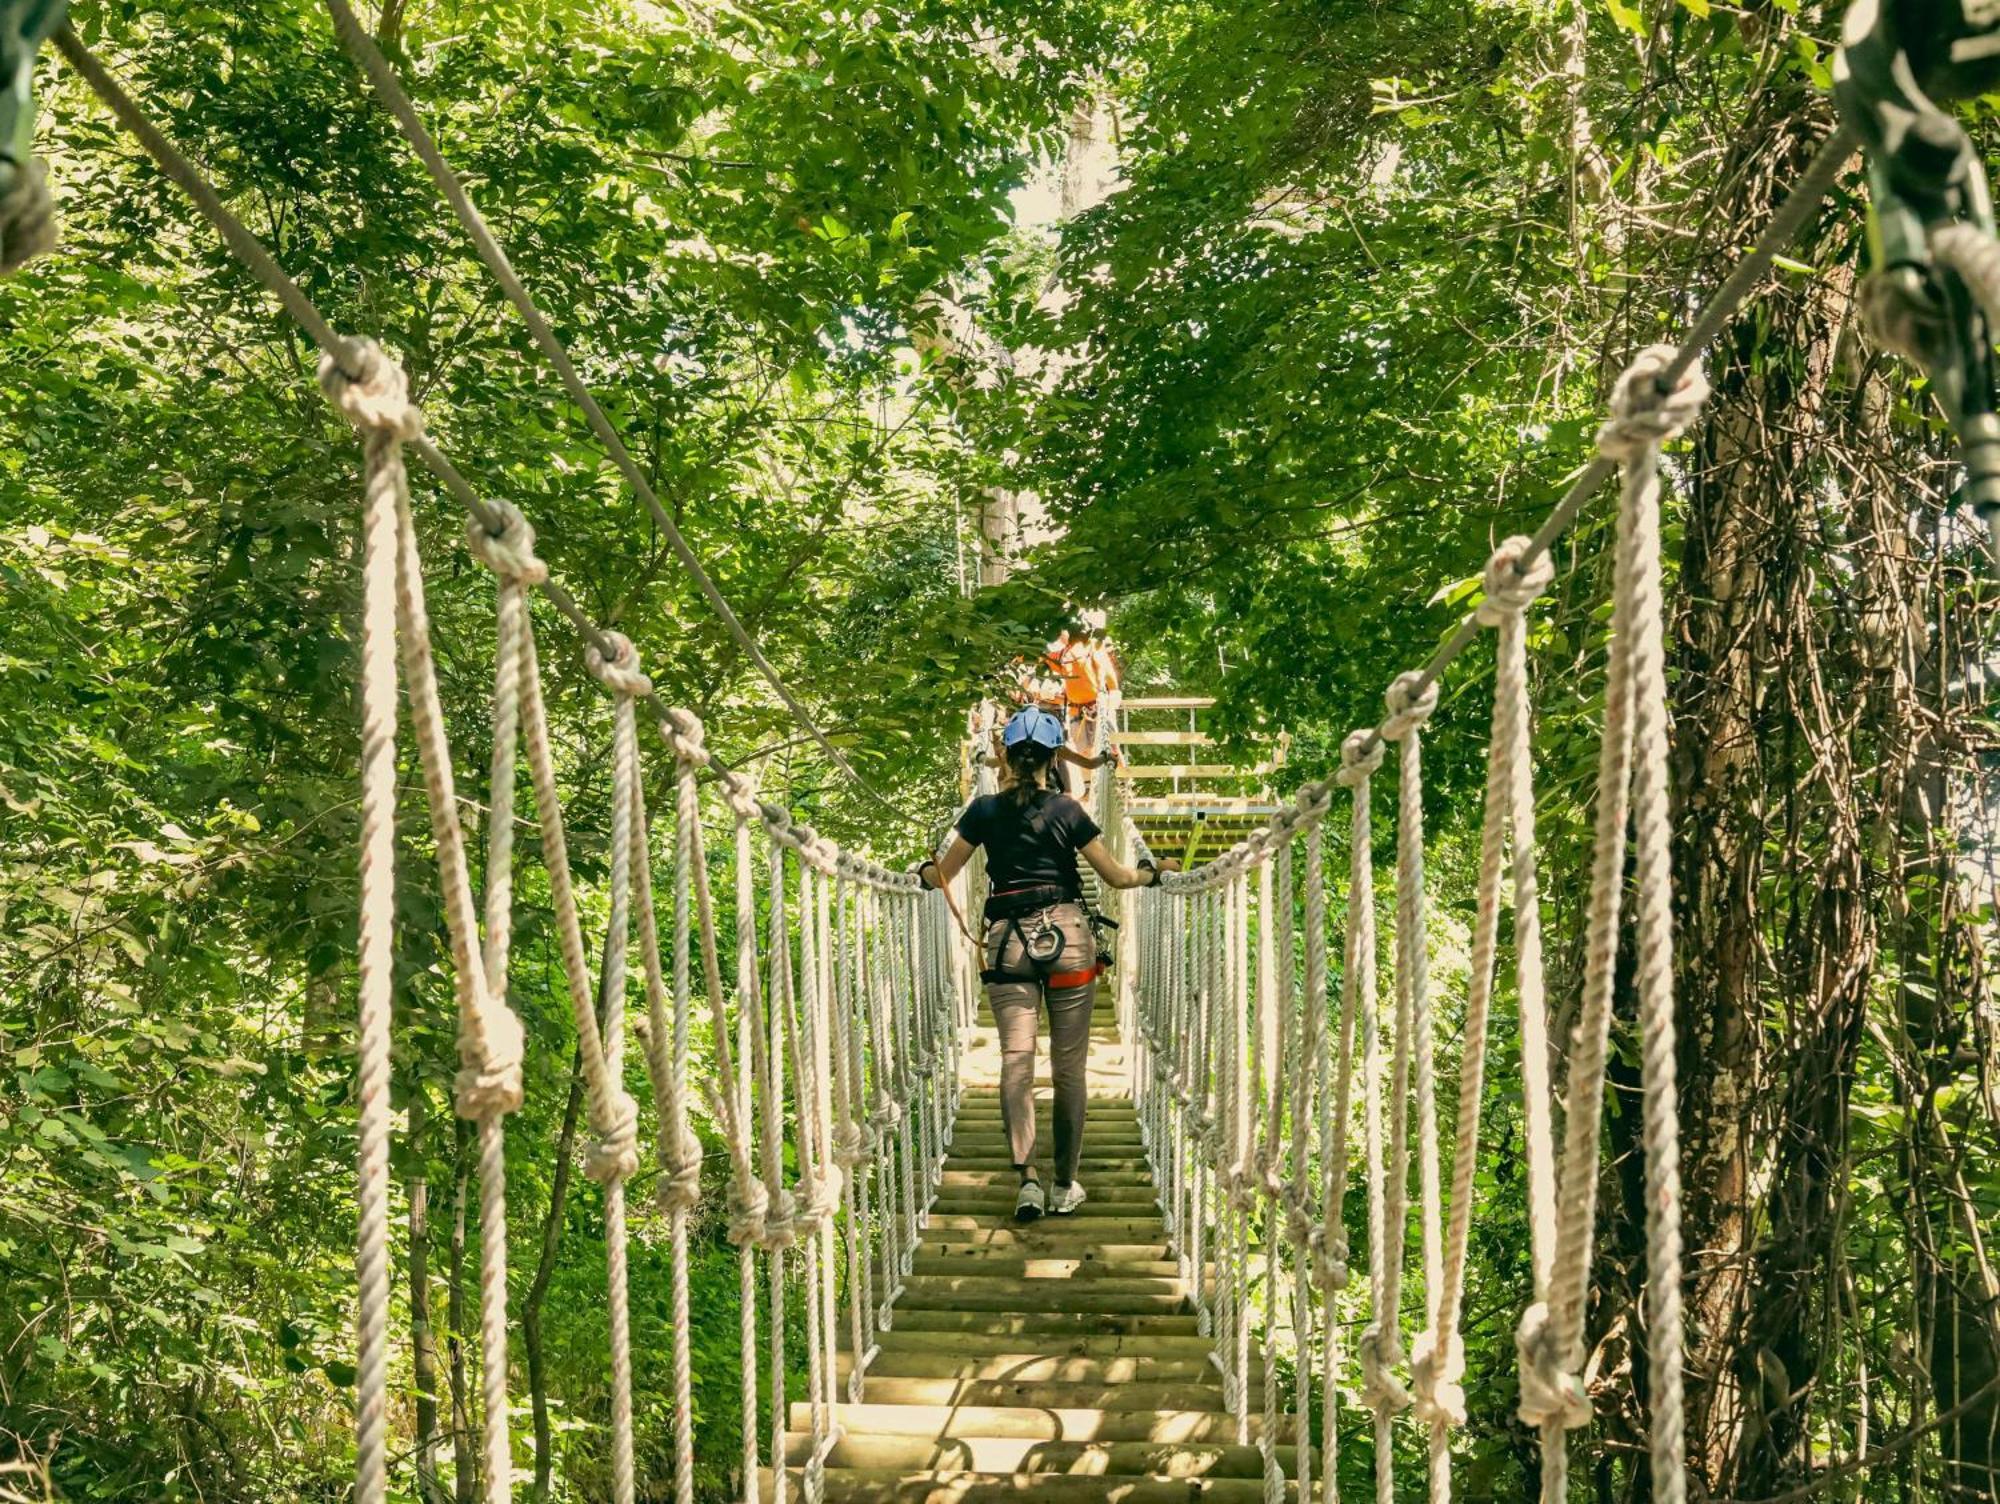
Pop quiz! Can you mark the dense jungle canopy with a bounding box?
[4,1,1999,1501]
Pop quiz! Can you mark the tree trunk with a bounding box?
[525,1052,586,1502]
[449,1114,475,1504]
[1666,110,1882,1495]
[410,1085,446,1504]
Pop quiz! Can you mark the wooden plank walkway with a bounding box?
[763,997,1304,1501]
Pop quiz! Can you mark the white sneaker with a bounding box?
[1014,1180,1045,1223]
[1049,1181,1087,1216]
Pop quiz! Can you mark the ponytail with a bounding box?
[1003,741,1057,807]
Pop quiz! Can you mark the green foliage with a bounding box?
[8,0,1999,1500]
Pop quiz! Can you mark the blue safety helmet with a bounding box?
[1002,706,1066,750]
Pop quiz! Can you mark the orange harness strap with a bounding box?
[1045,963,1103,990]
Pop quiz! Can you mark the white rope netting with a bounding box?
[318,333,962,1504]
[1127,347,1706,1504]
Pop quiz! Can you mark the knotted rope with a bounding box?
[463,496,553,1504]
[1532,348,1705,1504]
[326,336,519,1504]
[334,335,413,1504]
[591,633,649,1504]
[1416,539,1559,1500]
[1279,838,1316,1504]
[654,739,706,1504]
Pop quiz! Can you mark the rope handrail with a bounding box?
[50,24,925,847]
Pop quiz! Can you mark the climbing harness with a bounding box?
[0,0,64,272]
[978,887,1079,986]
[1836,0,2000,562]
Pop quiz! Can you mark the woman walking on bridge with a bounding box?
[918,706,1176,1221]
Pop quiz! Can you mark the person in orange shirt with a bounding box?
[1052,633,1099,754]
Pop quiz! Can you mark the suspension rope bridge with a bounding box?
[10,6,2000,1504]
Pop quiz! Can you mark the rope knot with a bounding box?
[1382,671,1439,741]
[1306,1223,1350,1294]
[453,1002,526,1120]
[1294,782,1334,819]
[832,1121,869,1168]
[869,1097,904,1135]
[661,707,710,767]
[757,1186,798,1252]
[465,500,549,586]
[726,1177,771,1247]
[1595,345,1709,463]
[1475,535,1554,626]
[1283,1199,1317,1255]
[799,1168,844,1231]
[1336,730,1384,786]
[1253,1146,1285,1200]
[582,1087,641,1185]
[1221,1159,1260,1214]
[1410,1328,1469,1428]
[655,1126,704,1214]
[318,337,423,440]
[586,632,652,700]
[1358,1321,1413,1416]
[1187,1108,1218,1153]
[1515,1300,1592,1432]
[717,770,763,824]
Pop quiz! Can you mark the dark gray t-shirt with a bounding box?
[957,791,1101,897]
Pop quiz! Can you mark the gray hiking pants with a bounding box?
[983,901,1097,1184]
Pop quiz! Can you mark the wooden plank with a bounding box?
[1118,696,1215,711]
[1117,762,1276,780]
[1112,730,1214,747]
[1125,797,1284,816]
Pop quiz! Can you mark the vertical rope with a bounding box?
[664,750,704,1504]
[1233,868,1254,1438]
[831,878,871,1397]
[1342,719,1401,1504]
[1296,817,1333,1504]
[464,502,555,1504]
[727,796,767,1504]
[760,835,794,1504]
[815,872,844,1436]
[328,340,413,1504]
[840,879,878,1393]
[796,861,831,1504]
[588,637,648,1504]
[1410,541,1558,1502]
[388,432,522,1504]
[891,897,921,1271]
[1193,887,1216,1339]
[1385,667,1443,1504]
[330,341,527,1504]
[1255,855,1284,1504]
[1521,350,1706,1504]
